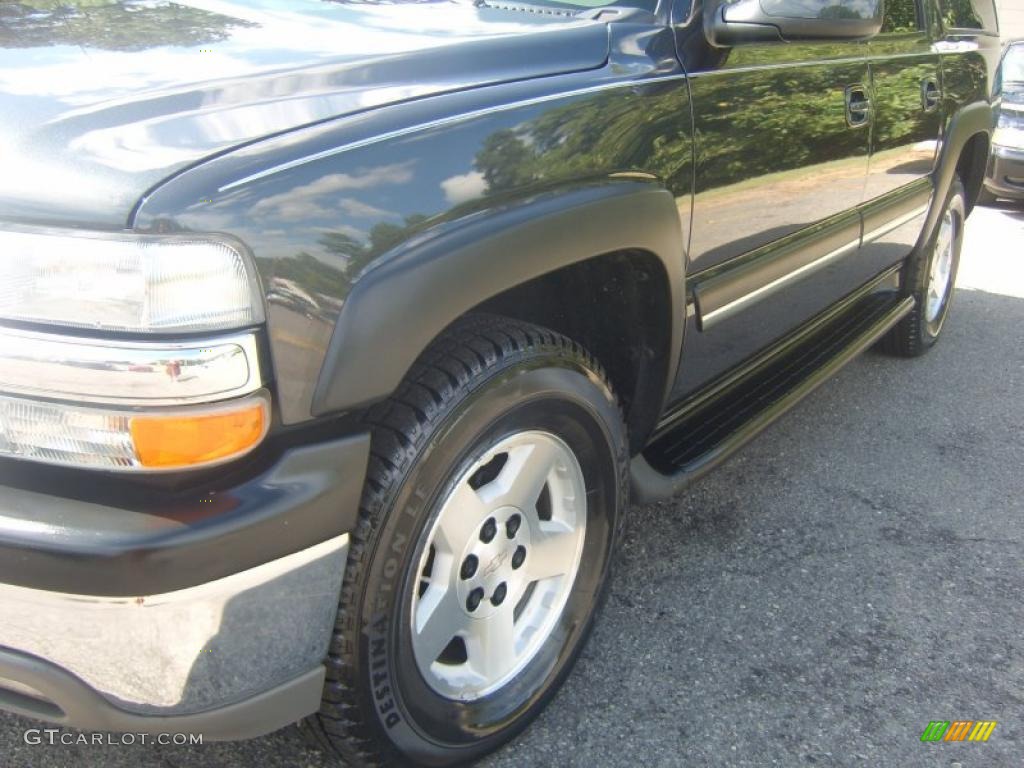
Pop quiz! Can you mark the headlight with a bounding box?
[0,225,271,472]
[0,228,264,332]
[993,110,1024,149]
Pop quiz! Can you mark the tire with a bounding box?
[879,176,966,358]
[301,314,629,767]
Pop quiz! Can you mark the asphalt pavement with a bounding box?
[2,202,1022,768]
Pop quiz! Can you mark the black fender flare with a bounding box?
[311,181,687,416]
[921,100,991,242]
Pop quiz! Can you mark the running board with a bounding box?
[631,292,915,503]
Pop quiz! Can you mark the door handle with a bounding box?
[845,85,872,128]
[921,79,941,113]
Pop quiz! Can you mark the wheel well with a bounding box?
[956,131,990,215]
[473,250,672,454]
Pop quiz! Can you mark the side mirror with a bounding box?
[704,0,884,46]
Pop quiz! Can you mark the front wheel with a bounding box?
[879,176,966,357]
[302,315,628,767]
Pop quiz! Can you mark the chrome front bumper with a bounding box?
[0,430,370,739]
[0,534,347,735]
[985,144,1024,199]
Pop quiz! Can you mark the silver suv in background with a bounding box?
[981,39,1024,202]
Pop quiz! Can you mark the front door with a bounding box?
[670,35,872,399]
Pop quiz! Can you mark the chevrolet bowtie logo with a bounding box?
[482,549,508,577]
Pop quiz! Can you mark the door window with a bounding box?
[880,0,922,33]
[939,0,998,33]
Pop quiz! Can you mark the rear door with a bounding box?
[859,0,943,272]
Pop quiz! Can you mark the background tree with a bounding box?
[0,0,256,50]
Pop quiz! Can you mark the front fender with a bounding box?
[133,63,694,424]
[312,181,686,415]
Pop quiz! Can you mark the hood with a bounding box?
[0,0,608,226]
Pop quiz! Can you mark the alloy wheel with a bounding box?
[925,205,957,324]
[410,430,587,700]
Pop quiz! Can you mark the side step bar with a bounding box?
[631,292,915,503]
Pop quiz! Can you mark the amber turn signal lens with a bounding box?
[130,396,268,469]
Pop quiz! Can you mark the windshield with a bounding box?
[1004,44,1024,84]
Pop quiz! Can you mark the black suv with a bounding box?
[0,0,999,765]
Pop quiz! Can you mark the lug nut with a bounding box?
[480,517,497,543]
[511,545,526,569]
[466,587,485,612]
[505,513,521,538]
[491,582,508,606]
[460,554,478,580]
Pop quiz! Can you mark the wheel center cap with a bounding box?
[455,505,530,619]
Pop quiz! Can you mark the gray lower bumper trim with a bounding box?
[0,647,324,741]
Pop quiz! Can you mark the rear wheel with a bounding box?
[880,176,965,357]
[302,315,628,767]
